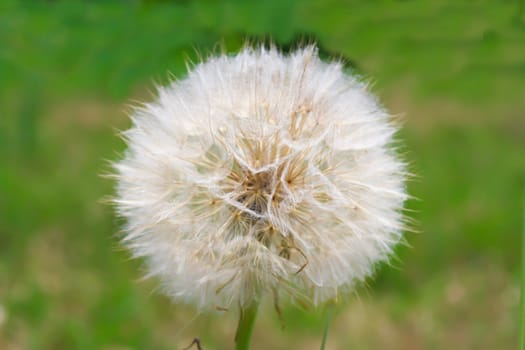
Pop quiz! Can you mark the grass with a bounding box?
[1,0,524,349]
[519,191,525,349]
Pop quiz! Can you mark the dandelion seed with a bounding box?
[114,45,407,314]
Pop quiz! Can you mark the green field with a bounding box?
[1,1,524,349]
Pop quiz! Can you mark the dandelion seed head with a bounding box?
[114,45,408,310]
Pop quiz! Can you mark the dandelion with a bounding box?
[114,45,407,348]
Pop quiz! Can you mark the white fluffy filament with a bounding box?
[114,45,407,311]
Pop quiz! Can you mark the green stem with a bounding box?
[235,302,259,350]
[320,302,334,350]
[519,191,525,350]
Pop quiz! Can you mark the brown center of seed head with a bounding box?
[220,143,308,268]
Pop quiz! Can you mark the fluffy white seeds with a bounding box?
[114,46,407,311]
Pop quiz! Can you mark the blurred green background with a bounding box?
[1,0,524,349]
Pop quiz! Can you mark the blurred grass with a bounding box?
[1,0,524,349]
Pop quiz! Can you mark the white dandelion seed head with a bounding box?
[114,45,407,311]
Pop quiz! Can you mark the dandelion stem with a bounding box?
[320,302,334,350]
[235,302,259,350]
[519,191,525,350]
